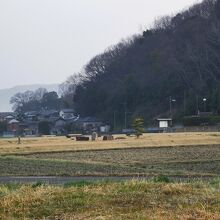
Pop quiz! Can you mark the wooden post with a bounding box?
[18,136,21,145]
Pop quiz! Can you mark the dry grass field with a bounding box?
[0,132,220,177]
[0,132,220,155]
[0,179,220,219]
[0,133,220,219]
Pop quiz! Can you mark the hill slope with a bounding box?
[68,0,220,126]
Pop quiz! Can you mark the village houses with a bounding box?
[0,109,108,137]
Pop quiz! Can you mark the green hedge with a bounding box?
[183,116,220,126]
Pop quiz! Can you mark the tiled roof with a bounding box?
[60,109,75,113]
[0,112,15,117]
[8,119,19,124]
[77,117,101,123]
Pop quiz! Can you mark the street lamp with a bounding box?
[203,98,207,112]
[169,96,176,117]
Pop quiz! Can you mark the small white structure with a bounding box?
[100,125,110,133]
[157,118,172,128]
[59,109,78,120]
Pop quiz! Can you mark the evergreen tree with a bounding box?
[132,118,145,138]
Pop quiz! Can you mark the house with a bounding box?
[51,118,67,135]
[7,119,19,133]
[60,109,78,120]
[76,117,103,132]
[19,121,38,136]
[5,115,15,122]
[24,111,39,121]
[2,131,16,138]
[38,110,59,121]
[0,112,15,122]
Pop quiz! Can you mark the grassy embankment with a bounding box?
[0,133,220,176]
[0,179,220,219]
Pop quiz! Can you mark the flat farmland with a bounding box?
[0,132,220,155]
[0,133,220,177]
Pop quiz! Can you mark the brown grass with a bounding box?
[0,180,220,219]
[1,132,220,155]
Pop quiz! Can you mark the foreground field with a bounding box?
[0,144,220,176]
[0,179,220,219]
[1,132,220,155]
[0,133,220,176]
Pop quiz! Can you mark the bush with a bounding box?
[183,116,220,126]
[64,181,94,188]
[32,181,45,188]
[153,175,170,183]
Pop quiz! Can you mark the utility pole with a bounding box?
[113,111,116,131]
[169,96,172,117]
[196,95,199,115]
[120,102,132,130]
[124,102,127,130]
[184,91,186,116]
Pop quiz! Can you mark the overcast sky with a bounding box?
[0,0,201,89]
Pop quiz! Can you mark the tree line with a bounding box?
[10,88,68,112]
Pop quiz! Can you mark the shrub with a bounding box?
[32,181,45,188]
[153,175,170,183]
[183,116,220,126]
[132,118,145,138]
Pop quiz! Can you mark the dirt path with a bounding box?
[0,176,138,184]
[0,175,214,184]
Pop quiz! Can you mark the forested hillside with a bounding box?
[62,0,220,127]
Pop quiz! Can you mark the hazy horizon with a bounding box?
[0,83,59,91]
[0,83,59,112]
[0,0,201,89]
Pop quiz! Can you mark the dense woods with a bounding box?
[60,0,220,127]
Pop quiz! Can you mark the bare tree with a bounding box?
[34,88,47,101]
[153,15,172,31]
[10,90,35,111]
[59,73,84,97]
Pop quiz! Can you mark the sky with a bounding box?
[0,0,202,89]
